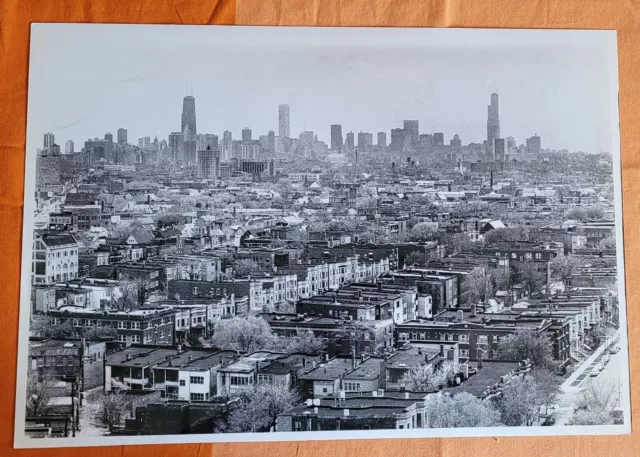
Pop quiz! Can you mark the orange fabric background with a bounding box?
[0,0,637,456]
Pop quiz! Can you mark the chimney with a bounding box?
[377,389,384,397]
[352,350,357,369]
[404,392,410,399]
[313,406,318,414]
[439,344,445,357]
[126,353,131,361]
[372,390,378,397]
[177,344,183,354]
[306,399,313,407]
[471,303,477,317]
[343,409,349,417]
[456,310,464,323]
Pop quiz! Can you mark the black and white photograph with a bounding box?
[15,24,630,448]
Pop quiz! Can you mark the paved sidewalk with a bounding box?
[562,330,620,393]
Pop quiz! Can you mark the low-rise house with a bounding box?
[216,351,286,396]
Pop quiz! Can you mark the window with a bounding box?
[118,334,126,342]
[511,253,516,259]
[51,318,59,325]
[85,320,93,327]
[535,253,542,259]
[131,335,140,343]
[460,349,469,357]
[144,335,152,344]
[344,382,361,392]
[230,376,250,385]
[478,335,488,345]
[190,393,205,401]
[72,318,81,327]
[117,321,127,329]
[131,322,141,330]
[192,287,200,296]
[419,333,425,341]
[459,334,469,343]
[179,380,186,386]
[190,376,205,384]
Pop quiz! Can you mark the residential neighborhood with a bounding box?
[23,91,624,439]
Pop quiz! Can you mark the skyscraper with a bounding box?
[168,132,184,163]
[104,132,113,143]
[403,120,419,149]
[181,95,197,163]
[494,138,506,161]
[345,131,355,151]
[198,147,220,179]
[278,104,290,139]
[526,134,541,154]
[117,128,128,145]
[205,134,219,150]
[242,127,252,142]
[330,125,343,151]
[377,132,387,147]
[433,132,444,147]
[44,132,55,149]
[390,128,404,151]
[64,140,74,154]
[450,134,462,148]
[487,92,500,156]
[267,130,275,155]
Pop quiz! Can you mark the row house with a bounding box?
[48,306,175,346]
[32,233,80,285]
[477,240,563,262]
[385,271,458,313]
[394,318,555,362]
[216,351,286,396]
[105,346,237,399]
[34,278,124,312]
[342,283,432,321]
[168,274,298,314]
[28,337,107,392]
[276,391,429,432]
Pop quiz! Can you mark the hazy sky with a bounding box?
[27,25,618,153]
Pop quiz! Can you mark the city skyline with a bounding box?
[27,25,616,155]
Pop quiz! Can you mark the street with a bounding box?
[554,332,621,426]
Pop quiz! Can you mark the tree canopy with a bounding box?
[426,392,501,428]
[211,316,276,353]
[496,328,557,371]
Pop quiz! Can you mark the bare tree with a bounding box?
[531,368,562,414]
[497,328,557,371]
[282,329,325,354]
[574,378,619,414]
[26,375,55,416]
[217,383,299,433]
[211,316,277,353]
[426,392,501,428]
[233,259,261,278]
[401,364,447,392]
[497,376,541,426]
[97,390,130,432]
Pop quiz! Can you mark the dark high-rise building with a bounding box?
[117,128,128,145]
[526,134,541,154]
[242,127,252,142]
[278,104,290,139]
[345,132,355,151]
[168,132,184,163]
[377,132,387,147]
[403,120,419,148]
[450,134,462,148]
[330,125,343,151]
[433,132,444,147]
[205,134,219,150]
[390,128,405,151]
[104,132,113,143]
[494,138,506,161]
[181,95,197,163]
[487,92,500,156]
[44,132,55,149]
[267,130,275,154]
[198,147,220,179]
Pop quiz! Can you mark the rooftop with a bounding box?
[441,360,523,398]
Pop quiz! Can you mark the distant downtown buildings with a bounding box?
[38,91,546,178]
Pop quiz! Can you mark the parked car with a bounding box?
[595,363,605,371]
[610,346,620,354]
[602,355,610,364]
[590,369,600,377]
[542,415,556,426]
